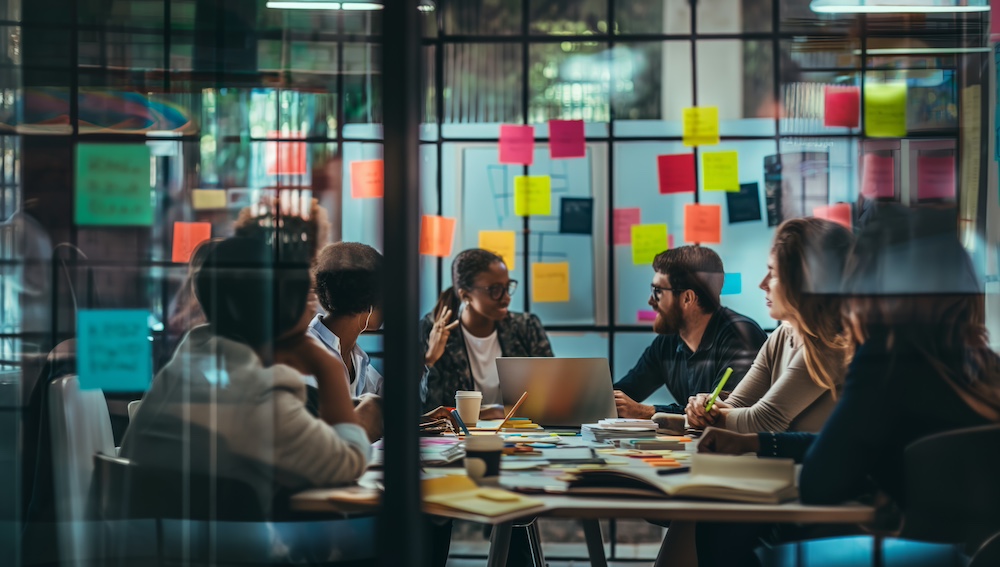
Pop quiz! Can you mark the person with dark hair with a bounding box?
[693,206,1000,567]
[614,245,767,419]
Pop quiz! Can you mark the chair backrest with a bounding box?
[48,375,115,567]
[903,424,1000,548]
[126,399,141,421]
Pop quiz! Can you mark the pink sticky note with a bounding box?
[669,234,674,249]
[861,154,894,199]
[499,125,535,165]
[993,0,1000,40]
[824,86,860,128]
[637,310,657,322]
[916,155,956,201]
[813,204,852,230]
[657,154,696,195]
[613,208,641,246]
[549,119,586,159]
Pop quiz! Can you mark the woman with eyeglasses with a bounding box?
[421,248,554,415]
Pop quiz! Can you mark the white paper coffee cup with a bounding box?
[455,391,482,425]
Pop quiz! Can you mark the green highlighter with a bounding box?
[704,367,734,412]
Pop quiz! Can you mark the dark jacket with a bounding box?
[419,311,554,411]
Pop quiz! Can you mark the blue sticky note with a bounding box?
[721,273,742,295]
[77,309,152,392]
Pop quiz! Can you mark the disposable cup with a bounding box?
[455,391,482,425]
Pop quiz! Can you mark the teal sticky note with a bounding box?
[75,144,153,226]
[721,273,742,295]
[77,309,152,392]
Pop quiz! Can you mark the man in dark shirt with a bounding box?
[614,246,767,417]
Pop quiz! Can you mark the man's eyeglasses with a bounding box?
[471,280,519,301]
[650,284,685,302]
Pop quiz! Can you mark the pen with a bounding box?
[450,408,471,435]
[656,466,691,476]
[704,367,734,412]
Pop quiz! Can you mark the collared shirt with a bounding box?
[614,307,768,414]
[307,314,384,397]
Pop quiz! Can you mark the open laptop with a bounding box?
[495,357,618,428]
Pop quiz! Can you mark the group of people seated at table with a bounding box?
[122,200,1000,567]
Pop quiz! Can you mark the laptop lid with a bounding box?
[495,357,618,427]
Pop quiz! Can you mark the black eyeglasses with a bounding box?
[470,280,518,301]
[650,284,686,302]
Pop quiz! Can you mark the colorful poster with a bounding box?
[75,143,153,226]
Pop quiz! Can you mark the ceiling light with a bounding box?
[810,0,989,13]
[340,1,384,9]
[266,1,341,9]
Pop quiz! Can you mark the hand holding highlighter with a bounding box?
[704,367,734,413]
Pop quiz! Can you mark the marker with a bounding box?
[656,466,691,476]
[450,408,471,435]
[704,367,734,412]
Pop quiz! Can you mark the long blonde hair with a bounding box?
[771,218,854,392]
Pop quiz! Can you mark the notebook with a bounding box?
[565,453,798,504]
[422,475,545,517]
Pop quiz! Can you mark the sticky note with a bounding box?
[916,155,956,200]
[683,204,722,244]
[479,230,517,270]
[351,159,385,199]
[861,153,895,199]
[824,85,860,128]
[499,124,535,165]
[864,82,907,138]
[613,208,641,245]
[192,189,227,210]
[637,310,657,322]
[514,175,552,216]
[631,224,668,265]
[266,132,307,176]
[813,203,852,230]
[419,215,456,257]
[75,143,153,226]
[657,154,696,194]
[548,119,586,159]
[531,262,570,303]
[682,106,719,147]
[172,222,212,263]
[77,309,151,392]
[702,151,739,192]
[721,273,742,295]
[726,182,762,224]
[559,197,593,234]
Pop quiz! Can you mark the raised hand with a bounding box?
[425,307,460,367]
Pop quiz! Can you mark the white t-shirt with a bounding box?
[461,326,503,405]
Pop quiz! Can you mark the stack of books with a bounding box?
[582,418,658,443]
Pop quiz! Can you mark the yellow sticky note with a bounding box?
[192,189,227,210]
[532,262,570,303]
[682,106,719,147]
[864,82,907,138]
[702,151,739,192]
[514,176,551,216]
[631,224,668,266]
[479,230,517,271]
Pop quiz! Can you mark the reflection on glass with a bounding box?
[697,0,771,33]
[443,0,521,36]
[696,40,775,135]
[443,44,522,124]
[615,0,690,34]
[530,0,607,35]
[529,43,610,123]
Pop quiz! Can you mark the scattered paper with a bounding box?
[419,215,456,257]
[532,262,570,302]
[75,143,153,226]
[514,175,552,216]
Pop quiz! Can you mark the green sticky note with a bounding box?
[514,175,552,216]
[631,223,668,266]
[75,143,153,226]
[864,82,907,138]
[702,150,740,192]
[77,309,152,392]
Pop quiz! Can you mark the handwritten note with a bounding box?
[351,159,385,199]
[514,175,552,216]
[559,197,593,234]
[77,309,152,392]
[631,224,668,265]
[266,132,307,176]
[479,230,517,270]
[192,189,227,210]
[75,143,153,226]
[702,151,739,192]
[824,86,860,128]
[864,82,907,138]
[613,208,641,245]
[637,310,657,322]
[916,155,956,200]
[532,262,570,303]
[499,124,535,165]
[861,153,895,199]
[419,215,456,257]
[813,203,852,229]
[683,204,722,244]
[721,273,742,295]
[548,119,586,159]
[172,222,212,263]
[682,106,720,147]
[657,154,696,194]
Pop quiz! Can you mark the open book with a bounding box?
[422,475,545,517]
[566,454,798,504]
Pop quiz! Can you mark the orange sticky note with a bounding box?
[172,222,212,263]
[683,204,722,244]
[266,132,307,176]
[813,203,852,230]
[531,262,570,303]
[350,160,385,199]
[419,215,456,257]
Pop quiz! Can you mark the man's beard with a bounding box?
[653,301,684,335]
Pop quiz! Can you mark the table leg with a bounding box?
[525,521,546,567]
[581,519,608,567]
[487,522,513,567]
